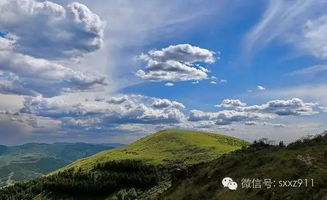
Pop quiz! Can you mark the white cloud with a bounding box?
[237,98,318,116]
[189,109,274,125]
[216,99,247,108]
[0,37,13,50]
[189,98,320,126]
[244,0,326,58]
[151,98,185,109]
[253,83,327,107]
[136,44,216,82]
[245,121,257,126]
[257,85,266,91]
[262,122,286,128]
[300,15,327,59]
[0,1,107,97]
[0,0,105,59]
[165,82,174,87]
[144,43,215,63]
[319,106,327,112]
[210,81,217,85]
[289,65,327,76]
[0,37,106,97]
[20,94,187,132]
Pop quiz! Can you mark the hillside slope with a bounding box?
[61,129,248,171]
[0,143,121,186]
[162,133,327,200]
[0,129,248,200]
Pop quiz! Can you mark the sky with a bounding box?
[0,0,327,145]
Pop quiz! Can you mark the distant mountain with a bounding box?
[0,142,123,186]
[0,129,247,199]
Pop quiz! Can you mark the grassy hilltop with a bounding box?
[60,129,248,171]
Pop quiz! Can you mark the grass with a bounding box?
[163,133,327,200]
[59,129,248,172]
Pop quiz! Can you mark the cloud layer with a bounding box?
[0,37,106,97]
[189,98,320,125]
[20,95,186,132]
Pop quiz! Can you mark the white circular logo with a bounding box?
[222,177,238,190]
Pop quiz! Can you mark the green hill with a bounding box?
[0,143,121,187]
[163,132,327,200]
[0,129,248,200]
[60,129,248,171]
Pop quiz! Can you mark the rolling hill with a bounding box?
[0,143,122,187]
[60,129,248,171]
[0,129,248,200]
[163,132,327,200]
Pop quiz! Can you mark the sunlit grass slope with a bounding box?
[163,132,327,200]
[60,129,248,171]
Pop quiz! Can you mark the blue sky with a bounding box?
[0,0,326,145]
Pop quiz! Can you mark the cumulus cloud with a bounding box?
[0,0,105,59]
[189,98,320,126]
[144,44,215,63]
[0,1,107,97]
[136,44,216,82]
[20,95,187,132]
[189,109,274,125]
[151,98,185,109]
[216,99,247,108]
[237,98,318,116]
[0,37,106,97]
